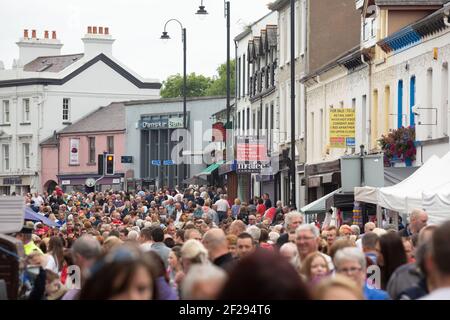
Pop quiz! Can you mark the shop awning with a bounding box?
[300,188,341,215]
[196,160,224,176]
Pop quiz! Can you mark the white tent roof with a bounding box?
[355,152,450,215]
[423,180,450,225]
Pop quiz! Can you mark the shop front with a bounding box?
[58,174,124,193]
[0,176,33,196]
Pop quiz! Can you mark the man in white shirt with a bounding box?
[215,194,230,223]
[421,221,450,300]
[32,193,44,207]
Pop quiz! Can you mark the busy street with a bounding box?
[2,0,450,305]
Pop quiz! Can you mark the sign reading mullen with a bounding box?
[236,136,270,173]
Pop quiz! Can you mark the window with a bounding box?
[372,89,379,148]
[238,112,241,131]
[238,57,241,99]
[443,63,448,136]
[300,0,307,56]
[23,143,30,169]
[363,21,368,41]
[384,86,391,133]
[107,136,114,154]
[2,100,10,123]
[398,80,403,128]
[247,108,250,131]
[63,98,70,121]
[426,69,433,138]
[2,145,9,171]
[23,99,30,123]
[88,137,95,163]
[371,19,376,37]
[410,76,416,127]
[362,95,368,146]
[243,54,246,96]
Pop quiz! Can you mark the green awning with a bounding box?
[300,188,341,215]
[197,160,224,176]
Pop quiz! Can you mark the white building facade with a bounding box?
[0,27,161,194]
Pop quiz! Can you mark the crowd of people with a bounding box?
[10,184,450,300]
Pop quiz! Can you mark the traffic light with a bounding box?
[98,154,104,175]
[106,154,114,175]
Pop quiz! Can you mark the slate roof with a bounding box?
[58,102,125,134]
[23,53,84,72]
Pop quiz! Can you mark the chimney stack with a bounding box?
[82,26,114,57]
[16,28,63,67]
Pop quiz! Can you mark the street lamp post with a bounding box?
[161,19,187,188]
[160,19,187,129]
[196,0,231,136]
[290,0,296,208]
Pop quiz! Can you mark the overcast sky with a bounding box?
[0,0,271,82]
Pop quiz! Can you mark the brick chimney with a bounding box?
[16,28,63,67]
[82,26,115,58]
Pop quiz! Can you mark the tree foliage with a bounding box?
[160,73,212,98]
[160,60,236,98]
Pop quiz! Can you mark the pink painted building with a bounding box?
[40,103,127,192]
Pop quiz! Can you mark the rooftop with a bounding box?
[23,53,84,72]
[58,102,125,135]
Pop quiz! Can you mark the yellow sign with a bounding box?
[329,108,355,148]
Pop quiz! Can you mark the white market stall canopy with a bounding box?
[300,188,341,215]
[355,152,450,224]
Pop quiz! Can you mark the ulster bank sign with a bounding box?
[138,117,184,130]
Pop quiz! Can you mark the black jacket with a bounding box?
[213,253,236,273]
[276,233,289,247]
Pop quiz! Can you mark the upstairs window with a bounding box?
[23,99,30,123]
[63,98,70,121]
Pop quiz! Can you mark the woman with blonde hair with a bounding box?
[103,236,124,253]
[180,239,209,273]
[314,274,365,300]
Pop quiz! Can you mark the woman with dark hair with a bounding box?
[145,251,178,300]
[377,232,407,290]
[218,250,311,300]
[79,244,158,300]
[168,246,183,289]
[43,236,65,274]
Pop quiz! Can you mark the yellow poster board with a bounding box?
[329,108,355,148]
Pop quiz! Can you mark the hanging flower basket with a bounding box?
[378,126,416,167]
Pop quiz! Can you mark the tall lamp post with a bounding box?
[290,0,296,208]
[160,19,187,188]
[160,19,187,129]
[196,0,231,137]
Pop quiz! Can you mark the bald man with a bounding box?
[202,228,236,272]
[399,209,428,238]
